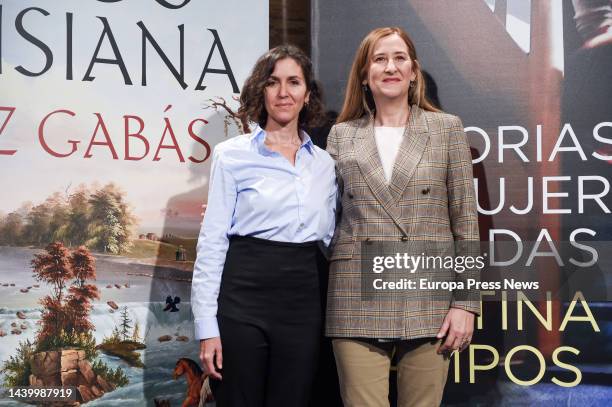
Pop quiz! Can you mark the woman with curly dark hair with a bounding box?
[191,45,336,407]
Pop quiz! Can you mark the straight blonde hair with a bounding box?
[337,27,440,123]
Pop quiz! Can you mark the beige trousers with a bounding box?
[332,338,450,407]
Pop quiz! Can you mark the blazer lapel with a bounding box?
[353,116,409,237]
[388,105,430,202]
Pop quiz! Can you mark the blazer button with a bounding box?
[347,192,354,199]
[401,236,408,242]
[422,187,430,195]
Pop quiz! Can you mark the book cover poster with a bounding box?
[0,1,267,405]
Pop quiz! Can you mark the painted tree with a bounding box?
[132,321,142,343]
[66,186,91,247]
[65,246,100,335]
[24,203,52,246]
[119,307,132,342]
[203,96,250,135]
[88,184,134,254]
[110,326,121,343]
[46,192,70,244]
[31,242,73,342]
[0,212,24,245]
[104,211,122,254]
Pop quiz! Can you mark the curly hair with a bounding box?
[238,45,325,129]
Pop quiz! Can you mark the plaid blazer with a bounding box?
[325,105,480,340]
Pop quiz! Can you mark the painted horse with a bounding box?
[173,357,214,407]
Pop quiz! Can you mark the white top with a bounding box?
[374,126,405,182]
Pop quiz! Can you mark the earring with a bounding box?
[362,83,369,93]
[409,81,416,88]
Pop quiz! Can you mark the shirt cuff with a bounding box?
[194,317,220,340]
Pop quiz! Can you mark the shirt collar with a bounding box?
[250,126,314,155]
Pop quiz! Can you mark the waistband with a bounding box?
[230,234,319,248]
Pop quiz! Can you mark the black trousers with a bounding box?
[214,236,322,407]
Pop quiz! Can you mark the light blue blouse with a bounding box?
[191,126,337,339]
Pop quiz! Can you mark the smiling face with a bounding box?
[263,57,310,129]
[365,33,416,105]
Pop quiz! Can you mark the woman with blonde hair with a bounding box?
[326,27,480,406]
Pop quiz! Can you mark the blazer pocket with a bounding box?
[330,237,355,261]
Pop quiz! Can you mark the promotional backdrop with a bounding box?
[0,0,267,405]
[312,0,611,405]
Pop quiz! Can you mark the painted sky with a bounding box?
[1,0,267,234]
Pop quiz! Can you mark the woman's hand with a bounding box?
[200,337,223,380]
[585,31,612,49]
[436,308,475,354]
